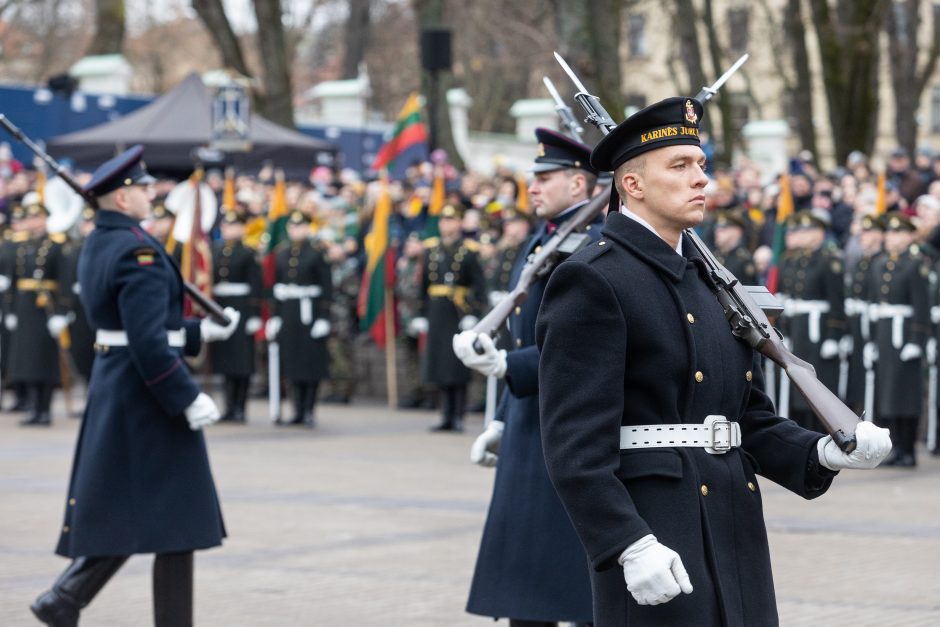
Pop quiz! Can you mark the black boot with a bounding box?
[153,552,193,627]
[287,383,308,425]
[20,384,52,426]
[231,377,249,423]
[219,378,236,422]
[302,382,319,428]
[7,383,31,412]
[430,386,456,432]
[452,385,467,433]
[31,556,127,626]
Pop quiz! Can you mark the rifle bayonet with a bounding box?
[543,76,584,142]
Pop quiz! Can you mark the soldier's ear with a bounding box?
[621,171,643,200]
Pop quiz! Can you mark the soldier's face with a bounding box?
[438,216,461,240]
[629,145,709,232]
[528,169,584,219]
[714,225,742,252]
[885,230,914,254]
[119,184,153,221]
[858,229,883,253]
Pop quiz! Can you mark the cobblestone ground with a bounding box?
[1,394,938,626]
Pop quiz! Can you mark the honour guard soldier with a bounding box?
[869,213,930,467]
[0,202,30,411]
[845,215,884,413]
[711,209,757,284]
[9,192,70,426]
[265,210,332,427]
[455,128,596,626]
[777,209,847,432]
[210,207,263,423]
[396,232,435,409]
[30,146,240,626]
[412,204,487,432]
[536,97,891,627]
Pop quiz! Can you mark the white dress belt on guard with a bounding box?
[272,283,322,300]
[620,416,741,455]
[96,328,186,348]
[213,281,252,297]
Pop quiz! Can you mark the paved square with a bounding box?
[1,396,939,625]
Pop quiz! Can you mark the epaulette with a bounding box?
[49,233,68,245]
[423,236,440,248]
[462,239,480,252]
[12,232,30,243]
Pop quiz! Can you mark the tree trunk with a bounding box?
[784,0,818,158]
[413,0,465,170]
[253,0,295,129]
[553,0,624,144]
[672,0,708,104]
[809,0,888,163]
[86,0,125,56]
[191,0,252,78]
[342,0,371,79]
[701,0,735,166]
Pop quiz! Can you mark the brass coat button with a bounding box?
[745,370,753,382]
[515,306,521,316]
[700,485,709,497]
[695,371,704,383]
[516,338,523,347]
[747,482,757,492]
[62,525,69,533]
[598,241,606,246]
[687,313,695,324]
[69,498,76,506]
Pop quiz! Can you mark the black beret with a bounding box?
[591,97,704,171]
[82,144,156,198]
[531,128,598,175]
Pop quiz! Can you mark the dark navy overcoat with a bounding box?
[466,207,599,623]
[537,213,837,627]
[55,209,225,558]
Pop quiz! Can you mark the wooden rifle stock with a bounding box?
[471,186,611,351]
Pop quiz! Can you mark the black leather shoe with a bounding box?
[30,589,78,627]
[894,453,917,468]
[429,421,455,432]
[20,412,51,427]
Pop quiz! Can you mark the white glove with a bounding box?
[408,317,428,336]
[619,534,693,606]
[245,316,262,335]
[452,330,507,378]
[819,339,839,359]
[817,421,892,470]
[459,315,479,331]
[863,342,878,369]
[46,315,68,339]
[488,290,508,308]
[470,420,504,467]
[838,335,853,358]
[184,392,221,430]
[4,313,16,331]
[310,318,331,339]
[265,316,282,341]
[899,343,922,362]
[928,338,937,365]
[200,307,240,343]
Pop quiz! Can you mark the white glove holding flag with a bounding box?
[47,315,69,339]
[619,534,693,606]
[819,339,839,360]
[817,421,892,470]
[408,317,429,336]
[200,307,240,343]
[265,316,283,341]
[863,343,878,369]
[899,343,922,362]
[311,319,331,339]
[245,317,262,335]
[4,314,17,331]
[470,420,504,467]
[452,330,507,378]
[184,393,221,430]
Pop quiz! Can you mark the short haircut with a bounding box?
[613,155,646,200]
[563,168,598,198]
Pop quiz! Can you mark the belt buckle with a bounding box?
[704,415,736,455]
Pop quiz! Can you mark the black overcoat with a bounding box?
[845,252,880,407]
[64,240,96,381]
[209,239,262,377]
[55,209,224,558]
[536,213,836,627]
[467,210,598,623]
[272,239,331,382]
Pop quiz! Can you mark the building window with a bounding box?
[627,14,647,59]
[932,86,940,134]
[727,8,750,55]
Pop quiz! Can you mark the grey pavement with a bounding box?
[1,395,939,626]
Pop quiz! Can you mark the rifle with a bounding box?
[0,114,231,326]
[555,53,860,453]
[471,188,609,345]
[542,77,585,143]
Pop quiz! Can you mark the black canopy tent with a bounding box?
[47,73,336,179]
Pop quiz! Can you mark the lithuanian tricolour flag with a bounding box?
[765,173,794,294]
[371,93,428,172]
[358,180,397,346]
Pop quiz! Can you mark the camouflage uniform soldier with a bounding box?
[323,240,359,404]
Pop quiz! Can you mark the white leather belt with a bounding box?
[846,298,871,339]
[870,303,913,349]
[213,281,251,297]
[272,283,322,300]
[95,328,186,348]
[620,416,741,455]
[784,299,831,343]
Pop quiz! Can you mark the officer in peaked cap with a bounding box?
[536,97,891,626]
[459,127,600,625]
[30,145,241,627]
